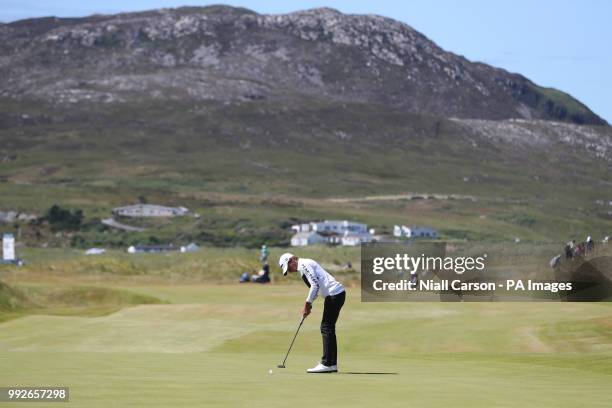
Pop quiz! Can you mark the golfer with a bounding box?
[279,252,346,373]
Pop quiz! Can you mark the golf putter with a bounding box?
[278,316,305,368]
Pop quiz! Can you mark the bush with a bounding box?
[45,204,84,231]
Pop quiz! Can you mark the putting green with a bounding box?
[1,285,611,407]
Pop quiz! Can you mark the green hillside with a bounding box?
[1,98,611,248]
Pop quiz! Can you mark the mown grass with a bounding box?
[0,283,610,407]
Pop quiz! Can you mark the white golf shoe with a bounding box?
[306,363,337,373]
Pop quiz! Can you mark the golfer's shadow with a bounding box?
[340,372,398,375]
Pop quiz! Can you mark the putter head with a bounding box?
[277,365,286,368]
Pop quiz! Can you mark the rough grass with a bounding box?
[0,246,362,285]
[20,284,163,308]
[5,242,598,287]
[0,279,163,322]
[0,280,34,311]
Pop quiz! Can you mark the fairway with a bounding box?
[1,284,611,407]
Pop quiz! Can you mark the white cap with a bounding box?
[279,252,294,276]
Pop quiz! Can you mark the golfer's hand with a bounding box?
[302,302,312,318]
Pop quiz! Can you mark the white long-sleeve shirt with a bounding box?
[298,258,345,303]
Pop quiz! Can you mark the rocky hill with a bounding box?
[0,5,606,124]
[1,6,611,247]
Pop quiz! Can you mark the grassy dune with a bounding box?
[0,279,163,323]
[0,281,32,310]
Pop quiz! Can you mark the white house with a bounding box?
[0,211,37,223]
[341,231,375,246]
[291,231,327,247]
[393,225,438,239]
[113,204,189,218]
[290,220,374,246]
[291,223,312,233]
[127,245,177,254]
[85,248,106,255]
[311,220,368,234]
[180,243,200,253]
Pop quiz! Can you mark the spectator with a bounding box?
[251,262,270,283]
[575,242,586,258]
[239,271,252,283]
[586,236,595,254]
[550,254,561,268]
[260,244,270,263]
[565,242,573,260]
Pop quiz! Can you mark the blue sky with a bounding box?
[2,0,611,123]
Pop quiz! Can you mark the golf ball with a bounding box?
[268,369,273,375]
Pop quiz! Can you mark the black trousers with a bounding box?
[320,291,346,366]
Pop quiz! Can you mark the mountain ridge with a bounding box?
[0,5,606,125]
